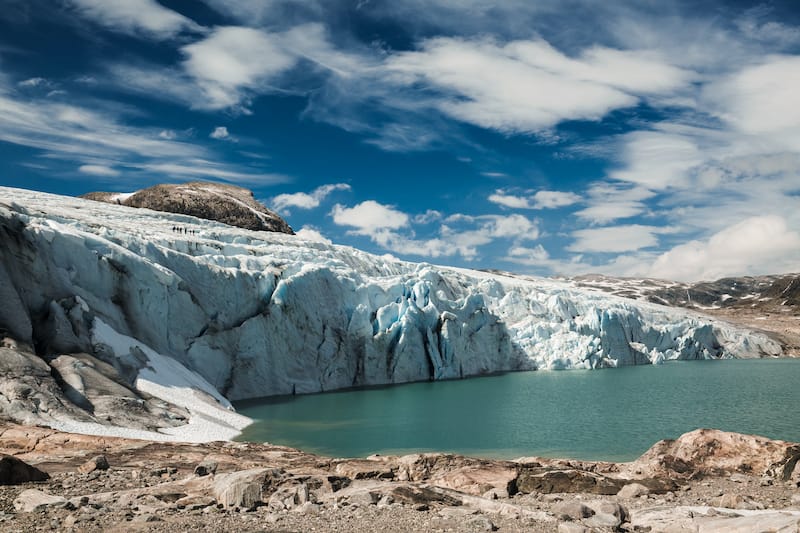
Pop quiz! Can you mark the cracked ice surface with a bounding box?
[0,187,782,413]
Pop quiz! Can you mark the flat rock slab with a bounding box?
[517,468,622,495]
[13,488,68,512]
[631,505,800,533]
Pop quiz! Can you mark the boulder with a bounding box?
[78,455,109,474]
[13,489,68,513]
[431,464,518,496]
[211,468,285,509]
[0,455,49,485]
[617,482,650,499]
[552,501,595,521]
[194,460,218,477]
[631,428,800,481]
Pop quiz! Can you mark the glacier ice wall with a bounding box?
[0,187,781,403]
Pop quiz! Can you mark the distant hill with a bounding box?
[565,273,800,356]
[81,181,293,234]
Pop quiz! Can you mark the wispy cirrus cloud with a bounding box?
[0,75,283,185]
[65,0,203,39]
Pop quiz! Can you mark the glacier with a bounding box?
[0,186,782,441]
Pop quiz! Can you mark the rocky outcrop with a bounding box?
[82,181,293,234]
[630,428,800,482]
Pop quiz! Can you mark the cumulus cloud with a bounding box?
[209,126,230,140]
[295,226,332,245]
[488,189,581,210]
[647,216,800,282]
[67,0,201,38]
[331,200,410,230]
[272,183,351,213]
[330,200,539,260]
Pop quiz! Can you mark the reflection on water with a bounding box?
[235,359,800,461]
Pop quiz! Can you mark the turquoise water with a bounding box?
[234,359,800,462]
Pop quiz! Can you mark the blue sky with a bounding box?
[1,0,799,281]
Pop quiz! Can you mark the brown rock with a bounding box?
[82,182,294,234]
[431,464,518,496]
[78,455,109,474]
[632,429,800,481]
[0,454,49,484]
[516,468,622,495]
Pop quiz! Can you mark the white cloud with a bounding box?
[78,164,119,177]
[272,183,350,213]
[488,192,531,209]
[647,215,800,282]
[181,26,296,110]
[209,126,230,140]
[18,77,48,88]
[331,201,409,230]
[568,224,675,253]
[387,37,691,133]
[329,201,538,260]
[412,210,443,224]
[508,244,550,263]
[158,129,176,140]
[140,161,287,185]
[575,183,654,224]
[531,190,582,209]
[67,0,201,39]
[609,131,703,189]
[704,55,800,140]
[488,189,581,210]
[295,226,332,245]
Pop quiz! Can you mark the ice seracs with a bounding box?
[0,186,783,441]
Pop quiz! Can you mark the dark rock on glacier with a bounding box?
[82,181,293,234]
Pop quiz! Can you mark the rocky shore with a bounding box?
[1,425,798,532]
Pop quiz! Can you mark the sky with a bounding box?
[1,0,799,282]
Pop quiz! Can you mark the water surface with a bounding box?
[235,359,800,461]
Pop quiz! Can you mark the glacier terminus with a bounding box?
[0,187,782,442]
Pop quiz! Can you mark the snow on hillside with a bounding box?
[0,186,783,440]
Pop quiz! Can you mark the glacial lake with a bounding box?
[234,359,800,462]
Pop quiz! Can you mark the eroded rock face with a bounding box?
[82,182,293,234]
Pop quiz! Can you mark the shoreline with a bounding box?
[1,424,798,532]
